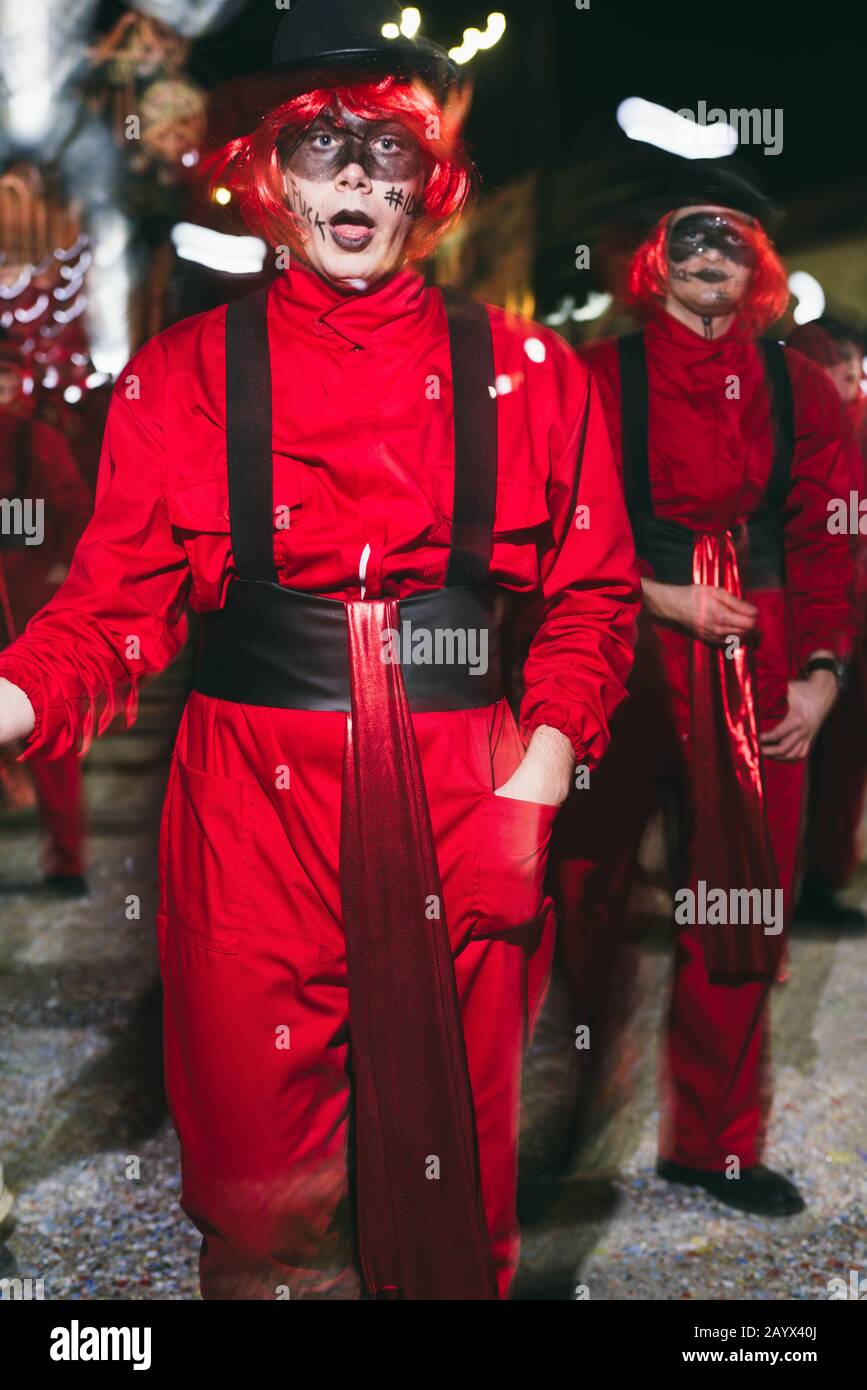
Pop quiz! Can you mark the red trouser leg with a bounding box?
[804,652,867,888]
[553,620,807,1173]
[662,751,806,1170]
[159,696,536,1300]
[29,749,85,876]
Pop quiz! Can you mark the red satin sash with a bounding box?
[339,598,498,1299]
[688,533,785,984]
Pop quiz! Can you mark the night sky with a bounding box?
[171,0,864,205]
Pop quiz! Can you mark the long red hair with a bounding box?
[208,76,477,263]
[628,210,790,336]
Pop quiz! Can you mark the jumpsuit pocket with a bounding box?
[164,753,255,955]
[471,791,558,940]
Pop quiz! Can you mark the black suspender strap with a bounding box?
[224,283,499,591]
[225,285,277,584]
[618,330,794,518]
[617,330,652,514]
[759,339,795,511]
[441,287,498,589]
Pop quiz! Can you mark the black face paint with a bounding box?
[667,212,756,268]
[285,110,423,186]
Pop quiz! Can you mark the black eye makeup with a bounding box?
[285,117,422,183]
[667,212,756,268]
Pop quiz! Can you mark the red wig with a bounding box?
[627,210,790,336]
[208,76,477,263]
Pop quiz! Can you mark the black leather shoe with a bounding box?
[796,878,867,928]
[41,873,90,899]
[656,1159,805,1216]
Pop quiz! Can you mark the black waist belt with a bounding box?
[195,580,504,713]
[633,512,785,589]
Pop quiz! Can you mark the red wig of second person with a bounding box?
[628,210,790,337]
[209,76,477,263]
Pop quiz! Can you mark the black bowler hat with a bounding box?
[610,153,783,252]
[659,161,778,224]
[271,0,458,98]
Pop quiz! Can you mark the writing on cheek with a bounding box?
[383,186,421,218]
[290,179,327,241]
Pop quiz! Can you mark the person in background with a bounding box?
[789,319,867,926]
[0,355,93,896]
[552,166,853,1217]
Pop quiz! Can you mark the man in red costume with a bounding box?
[788,321,867,927]
[0,356,92,894]
[553,165,853,1216]
[0,1,638,1299]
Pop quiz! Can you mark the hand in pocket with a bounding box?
[472,792,558,939]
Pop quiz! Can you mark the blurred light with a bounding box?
[213,187,232,206]
[524,337,547,363]
[61,252,93,279]
[55,238,89,262]
[54,277,84,302]
[15,295,49,322]
[616,97,737,159]
[382,22,401,39]
[8,82,53,143]
[788,271,825,325]
[543,292,613,327]
[71,353,90,366]
[181,151,200,168]
[171,223,268,276]
[572,291,613,323]
[90,346,127,379]
[494,374,513,395]
[53,296,87,324]
[0,271,32,300]
[449,13,506,64]
[21,376,34,396]
[400,8,422,38]
[85,371,112,390]
[63,385,83,404]
[43,366,59,389]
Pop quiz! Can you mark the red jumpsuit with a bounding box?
[803,397,867,892]
[0,266,639,1298]
[553,307,853,1171]
[0,409,92,875]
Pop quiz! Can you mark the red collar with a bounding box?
[272,263,434,350]
[646,305,745,354]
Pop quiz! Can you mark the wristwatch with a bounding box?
[800,656,849,690]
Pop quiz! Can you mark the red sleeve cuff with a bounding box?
[0,657,46,757]
[519,704,593,766]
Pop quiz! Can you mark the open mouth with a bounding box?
[694,268,729,283]
[329,209,376,252]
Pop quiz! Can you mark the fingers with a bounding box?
[760,712,798,746]
[763,734,809,761]
[713,589,758,617]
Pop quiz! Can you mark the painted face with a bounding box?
[666,205,756,319]
[825,347,863,405]
[281,103,426,289]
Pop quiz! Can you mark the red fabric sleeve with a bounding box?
[519,345,640,765]
[30,421,94,564]
[782,349,855,666]
[0,339,191,759]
